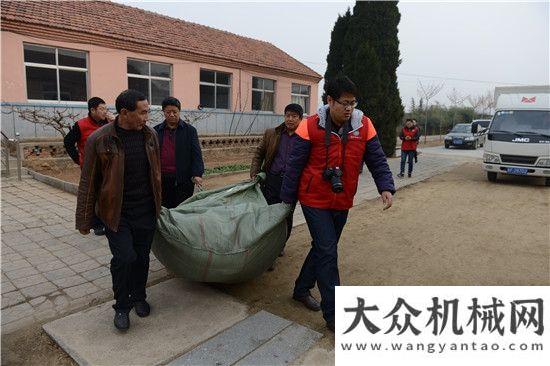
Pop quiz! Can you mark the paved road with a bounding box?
[1,153,471,334]
[421,145,484,159]
[1,178,168,334]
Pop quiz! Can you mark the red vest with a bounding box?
[401,127,419,151]
[296,114,377,210]
[77,116,103,166]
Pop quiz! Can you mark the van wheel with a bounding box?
[545,178,550,187]
[445,143,449,149]
[487,172,497,182]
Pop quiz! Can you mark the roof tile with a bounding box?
[1,0,321,80]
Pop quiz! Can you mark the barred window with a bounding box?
[24,44,88,102]
[252,77,275,112]
[127,59,172,105]
[291,83,310,115]
[199,69,231,109]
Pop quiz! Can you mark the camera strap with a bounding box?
[324,111,350,171]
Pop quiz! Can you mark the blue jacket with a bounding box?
[153,119,204,186]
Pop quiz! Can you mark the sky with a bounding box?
[117,0,549,111]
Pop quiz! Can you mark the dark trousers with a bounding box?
[293,205,348,323]
[92,213,104,230]
[262,172,296,241]
[400,150,415,175]
[161,173,194,209]
[105,216,155,312]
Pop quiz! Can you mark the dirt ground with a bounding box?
[215,162,550,344]
[4,161,548,364]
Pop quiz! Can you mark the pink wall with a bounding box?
[1,31,319,114]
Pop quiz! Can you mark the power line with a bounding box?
[396,72,528,86]
[299,59,533,86]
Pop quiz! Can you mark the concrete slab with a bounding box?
[234,323,323,366]
[43,278,248,366]
[168,310,292,366]
[294,346,335,366]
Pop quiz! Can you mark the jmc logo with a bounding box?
[512,137,530,143]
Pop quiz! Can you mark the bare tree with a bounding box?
[15,106,80,138]
[446,88,468,127]
[417,80,445,142]
[480,90,495,118]
[182,110,213,126]
[467,94,485,119]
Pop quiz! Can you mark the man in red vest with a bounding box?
[280,76,395,331]
[398,119,420,178]
[64,97,113,235]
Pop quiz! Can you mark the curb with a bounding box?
[27,169,78,195]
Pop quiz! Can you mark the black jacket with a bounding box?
[153,119,204,186]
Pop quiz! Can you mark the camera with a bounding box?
[323,167,344,193]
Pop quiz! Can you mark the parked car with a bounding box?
[444,123,484,149]
[471,119,491,147]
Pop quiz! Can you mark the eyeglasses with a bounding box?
[334,99,358,109]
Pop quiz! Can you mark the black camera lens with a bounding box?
[331,175,344,193]
[323,167,344,193]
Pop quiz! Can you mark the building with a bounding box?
[0,0,321,137]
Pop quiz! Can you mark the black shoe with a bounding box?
[133,300,151,317]
[397,173,404,178]
[114,311,129,330]
[407,173,412,178]
[292,294,321,312]
[93,226,105,236]
[326,320,335,332]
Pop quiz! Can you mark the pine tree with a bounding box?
[336,1,404,156]
[323,8,351,104]
[324,8,351,82]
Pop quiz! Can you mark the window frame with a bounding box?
[24,43,89,104]
[127,58,172,106]
[199,69,232,110]
[251,76,276,113]
[291,83,311,115]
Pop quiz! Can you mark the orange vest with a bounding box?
[295,114,377,210]
[76,116,104,166]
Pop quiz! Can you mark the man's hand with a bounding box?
[381,191,393,210]
[192,176,203,187]
[79,229,90,235]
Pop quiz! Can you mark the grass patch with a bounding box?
[204,164,250,176]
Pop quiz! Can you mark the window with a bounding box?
[199,70,231,109]
[291,83,310,115]
[252,77,275,112]
[127,59,172,105]
[24,44,88,102]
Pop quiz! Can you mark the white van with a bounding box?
[483,85,550,186]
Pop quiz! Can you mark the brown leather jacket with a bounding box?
[75,121,162,232]
[250,123,288,178]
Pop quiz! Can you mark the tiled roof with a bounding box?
[1,0,321,81]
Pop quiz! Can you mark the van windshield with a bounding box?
[490,110,550,135]
[450,124,471,133]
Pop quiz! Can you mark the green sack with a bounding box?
[152,173,291,284]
